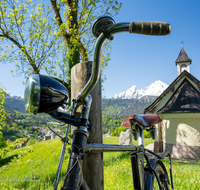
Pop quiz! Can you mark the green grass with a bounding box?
[0,139,69,189]
[164,159,200,189]
[103,137,154,189]
[0,137,200,189]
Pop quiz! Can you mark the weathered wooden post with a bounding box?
[71,61,104,190]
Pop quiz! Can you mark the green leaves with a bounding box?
[0,0,123,97]
[0,85,7,150]
[0,85,7,129]
[0,0,60,77]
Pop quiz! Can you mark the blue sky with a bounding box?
[1,0,200,98]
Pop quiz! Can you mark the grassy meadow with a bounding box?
[0,137,200,189]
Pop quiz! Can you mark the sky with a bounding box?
[1,0,200,98]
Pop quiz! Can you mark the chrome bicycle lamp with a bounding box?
[24,74,69,115]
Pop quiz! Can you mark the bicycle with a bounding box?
[24,16,173,190]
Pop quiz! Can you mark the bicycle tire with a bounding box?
[151,163,170,190]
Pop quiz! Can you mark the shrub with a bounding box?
[0,132,7,148]
[143,130,150,138]
[27,139,37,146]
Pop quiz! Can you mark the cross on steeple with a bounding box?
[175,45,192,76]
[180,41,185,47]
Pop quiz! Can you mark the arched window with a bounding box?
[180,64,187,73]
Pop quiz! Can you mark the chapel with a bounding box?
[145,46,200,160]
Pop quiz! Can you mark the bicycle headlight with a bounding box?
[24,74,69,115]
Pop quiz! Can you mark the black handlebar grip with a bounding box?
[129,21,171,36]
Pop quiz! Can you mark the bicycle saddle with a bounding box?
[122,114,162,129]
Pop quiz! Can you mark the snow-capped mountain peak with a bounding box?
[112,80,168,99]
[6,94,24,100]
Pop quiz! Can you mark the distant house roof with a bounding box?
[157,79,200,113]
[144,70,200,113]
[175,47,192,65]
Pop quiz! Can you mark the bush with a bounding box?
[0,132,7,148]
[27,139,37,146]
[112,126,127,137]
[143,130,150,138]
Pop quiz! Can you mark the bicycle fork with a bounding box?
[61,95,92,190]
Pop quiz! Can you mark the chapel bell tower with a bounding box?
[175,46,192,76]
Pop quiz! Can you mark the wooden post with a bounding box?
[71,61,104,190]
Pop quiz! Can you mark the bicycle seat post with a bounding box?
[138,127,144,146]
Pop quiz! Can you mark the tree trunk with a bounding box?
[71,61,104,190]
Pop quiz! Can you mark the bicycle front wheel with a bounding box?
[151,163,170,190]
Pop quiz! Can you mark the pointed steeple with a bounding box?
[175,46,192,65]
[175,46,192,75]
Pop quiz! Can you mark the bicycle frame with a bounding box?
[50,18,172,190]
[53,98,174,190]
[24,16,173,190]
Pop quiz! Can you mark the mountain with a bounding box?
[102,95,157,116]
[5,84,160,119]
[5,95,27,113]
[112,80,168,99]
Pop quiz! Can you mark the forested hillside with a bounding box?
[102,96,157,116]
[102,115,126,134]
[4,96,27,113]
[3,97,56,140]
[2,95,157,138]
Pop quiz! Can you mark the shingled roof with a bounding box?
[175,47,192,65]
[157,79,200,113]
[144,70,200,114]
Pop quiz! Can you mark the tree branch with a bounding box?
[50,0,70,44]
[3,33,39,74]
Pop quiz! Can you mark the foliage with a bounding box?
[0,85,6,128]
[0,137,27,159]
[3,95,153,142]
[102,115,126,134]
[50,0,123,82]
[0,0,123,97]
[0,0,60,77]
[111,126,126,137]
[0,85,7,149]
[27,139,37,146]
[102,115,150,138]
[0,133,7,149]
[143,130,150,138]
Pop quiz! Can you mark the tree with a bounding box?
[0,0,60,78]
[0,0,122,93]
[50,0,122,90]
[0,85,7,148]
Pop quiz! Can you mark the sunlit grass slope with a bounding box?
[0,137,200,189]
[0,139,69,189]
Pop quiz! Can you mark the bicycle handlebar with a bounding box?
[75,22,130,103]
[66,21,171,111]
[129,21,171,35]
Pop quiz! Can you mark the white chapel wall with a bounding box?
[161,113,200,146]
